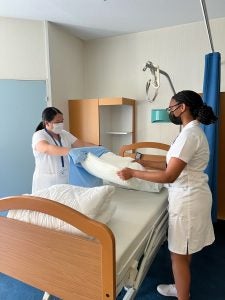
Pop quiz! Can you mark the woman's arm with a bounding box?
[72,139,96,148]
[35,138,96,156]
[35,140,69,156]
[117,157,186,184]
[136,159,166,170]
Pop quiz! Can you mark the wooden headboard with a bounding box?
[119,141,170,163]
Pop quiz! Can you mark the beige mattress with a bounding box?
[107,187,168,290]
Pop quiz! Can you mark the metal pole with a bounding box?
[159,70,176,95]
[200,0,215,52]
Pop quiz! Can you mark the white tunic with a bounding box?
[32,129,77,193]
[166,120,215,254]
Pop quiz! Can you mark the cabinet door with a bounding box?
[218,92,225,220]
[69,99,100,145]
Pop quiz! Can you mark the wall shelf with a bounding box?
[106,131,133,135]
[69,97,135,154]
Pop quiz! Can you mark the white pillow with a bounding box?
[7,184,116,236]
[81,152,163,193]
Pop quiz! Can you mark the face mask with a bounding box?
[52,122,64,134]
[169,112,182,125]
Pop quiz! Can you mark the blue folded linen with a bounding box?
[69,146,109,187]
[0,211,8,217]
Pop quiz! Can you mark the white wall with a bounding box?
[0,17,46,79]
[47,22,84,129]
[84,18,225,145]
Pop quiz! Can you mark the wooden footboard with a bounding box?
[0,196,116,300]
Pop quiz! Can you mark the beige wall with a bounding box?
[0,17,46,80]
[0,18,84,130]
[0,16,224,143]
[47,23,84,129]
[84,18,225,144]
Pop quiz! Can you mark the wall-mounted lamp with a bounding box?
[151,109,170,123]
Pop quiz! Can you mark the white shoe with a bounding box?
[157,284,178,297]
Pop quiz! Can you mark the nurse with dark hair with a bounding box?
[32,107,94,192]
[117,90,217,300]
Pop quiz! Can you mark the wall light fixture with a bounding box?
[151,109,170,123]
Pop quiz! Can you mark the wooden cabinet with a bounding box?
[218,92,225,220]
[68,97,135,154]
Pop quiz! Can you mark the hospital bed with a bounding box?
[0,142,169,300]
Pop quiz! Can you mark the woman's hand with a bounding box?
[117,168,134,180]
[117,157,186,184]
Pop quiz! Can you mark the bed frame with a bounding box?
[119,141,170,163]
[0,142,169,300]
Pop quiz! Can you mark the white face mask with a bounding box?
[52,122,64,134]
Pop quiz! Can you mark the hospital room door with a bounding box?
[0,80,46,197]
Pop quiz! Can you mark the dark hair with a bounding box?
[35,107,63,131]
[172,90,218,125]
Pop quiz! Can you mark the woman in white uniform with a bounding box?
[32,107,94,193]
[117,90,217,300]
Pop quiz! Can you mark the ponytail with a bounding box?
[35,121,44,132]
[198,104,218,125]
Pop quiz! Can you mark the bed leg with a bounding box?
[42,292,51,300]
